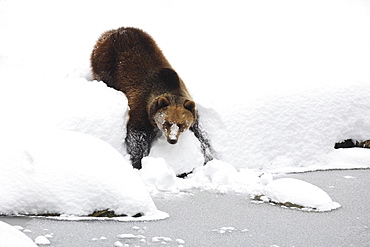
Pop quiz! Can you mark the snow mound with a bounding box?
[149,130,204,175]
[261,178,341,211]
[198,159,239,186]
[0,221,37,247]
[0,130,162,218]
[0,78,128,156]
[34,236,51,245]
[140,157,179,193]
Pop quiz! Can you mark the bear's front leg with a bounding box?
[125,120,156,169]
[190,114,216,164]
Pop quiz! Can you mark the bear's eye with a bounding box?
[164,122,171,129]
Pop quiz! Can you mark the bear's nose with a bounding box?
[169,139,178,144]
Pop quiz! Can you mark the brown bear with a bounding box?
[91,27,214,170]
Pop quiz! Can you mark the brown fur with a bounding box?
[91,27,213,170]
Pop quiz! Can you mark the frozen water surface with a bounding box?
[2,170,370,247]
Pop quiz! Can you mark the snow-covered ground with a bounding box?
[1,0,370,244]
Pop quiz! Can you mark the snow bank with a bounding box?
[209,82,370,172]
[0,221,37,247]
[0,77,128,156]
[0,130,163,219]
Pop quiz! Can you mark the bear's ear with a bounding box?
[157,96,170,110]
[184,100,196,114]
[158,68,180,89]
[149,96,170,117]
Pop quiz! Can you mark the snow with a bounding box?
[116,233,144,239]
[34,236,51,245]
[0,130,163,219]
[139,157,179,193]
[0,221,37,247]
[152,236,172,243]
[1,0,370,221]
[176,239,186,244]
[187,161,341,211]
[262,178,341,211]
[113,241,124,247]
[211,83,370,172]
[149,130,204,174]
[169,124,179,142]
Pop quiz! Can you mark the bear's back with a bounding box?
[91,27,171,93]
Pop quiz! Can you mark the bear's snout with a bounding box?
[168,138,178,145]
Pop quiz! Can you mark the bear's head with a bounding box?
[153,96,196,145]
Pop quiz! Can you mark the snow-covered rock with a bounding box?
[0,221,37,247]
[0,130,161,218]
[262,178,341,211]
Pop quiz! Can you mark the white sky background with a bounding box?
[1,0,369,105]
